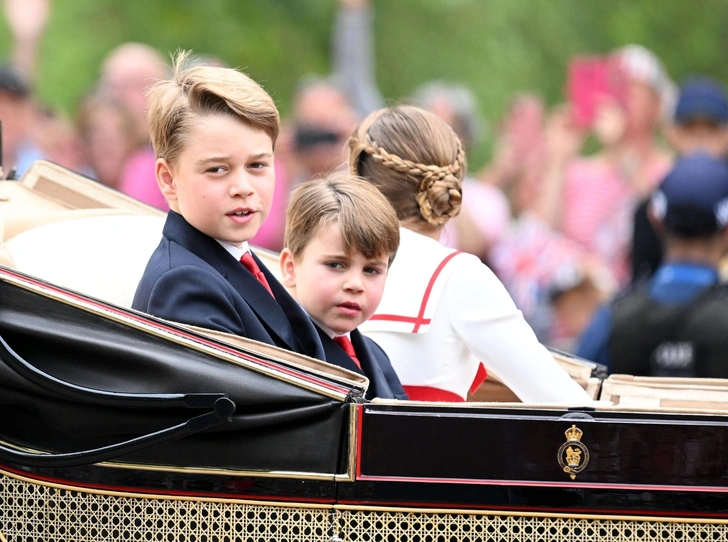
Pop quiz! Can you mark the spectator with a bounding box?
[254,75,360,252]
[289,76,359,183]
[31,105,89,175]
[632,76,728,282]
[535,45,675,285]
[489,99,615,347]
[0,64,44,178]
[99,42,170,209]
[577,152,728,376]
[76,92,137,190]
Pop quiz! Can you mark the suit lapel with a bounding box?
[350,329,394,399]
[162,212,312,355]
[252,252,325,360]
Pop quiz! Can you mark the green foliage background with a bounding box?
[1,0,727,169]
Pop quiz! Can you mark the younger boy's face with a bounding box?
[280,223,389,336]
[156,114,275,246]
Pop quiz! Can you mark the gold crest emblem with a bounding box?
[557,424,590,480]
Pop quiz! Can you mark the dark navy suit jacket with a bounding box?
[316,326,408,400]
[132,211,325,360]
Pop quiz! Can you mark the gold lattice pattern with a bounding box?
[2,473,728,541]
[336,509,728,541]
[0,474,332,542]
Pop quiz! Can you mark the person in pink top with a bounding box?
[535,45,674,285]
[99,43,171,210]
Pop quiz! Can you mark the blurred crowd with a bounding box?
[3,0,728,358]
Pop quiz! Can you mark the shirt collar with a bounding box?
[215,240,250,261]
[652,262,719,288]
[309,315,350,340]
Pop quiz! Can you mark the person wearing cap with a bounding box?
[631,76,728,282]
[577,152,728,377]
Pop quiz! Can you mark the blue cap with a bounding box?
[651,152,728,235]
[674,77,728,125]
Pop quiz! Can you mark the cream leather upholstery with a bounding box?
[5,215,165,308]
[601,374,728,411]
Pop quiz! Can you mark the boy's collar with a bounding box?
[215,240,250,261]
[309,315,350,340]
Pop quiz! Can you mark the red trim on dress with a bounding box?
[469,362,488,395]
[404,385,465,402]
[403,365,488,402]
[369,250,463,333]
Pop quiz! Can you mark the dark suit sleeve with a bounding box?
[144,265,247,335]
[365,337,409,400]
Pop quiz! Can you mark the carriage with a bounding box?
[2,161,728,541]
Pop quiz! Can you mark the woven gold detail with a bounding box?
[2,472,728,541]
[336,509,728,541]
[0,474,331,541]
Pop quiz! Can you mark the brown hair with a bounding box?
[348,105,465,226]
[147,50,280,165]
[284,170,400,264]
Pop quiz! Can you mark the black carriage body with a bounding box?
[2,266,728,541]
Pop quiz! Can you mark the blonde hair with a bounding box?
[284,170,400,264]
[348,105,465,226]
[147,50,280,165]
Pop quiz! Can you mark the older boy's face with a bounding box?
[157,114,275,246]
[281,223,389,336]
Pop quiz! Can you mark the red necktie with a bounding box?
[240,252,275,298]
[334,335,362,370]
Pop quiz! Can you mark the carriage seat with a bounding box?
[2,211,285,308]
[4,214,166,308]
[600,374,728,411]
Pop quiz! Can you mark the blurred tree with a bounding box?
[0,0,726,169]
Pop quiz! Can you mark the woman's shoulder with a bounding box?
[447,251,499,282]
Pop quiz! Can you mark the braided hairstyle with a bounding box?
[348,105,465,227]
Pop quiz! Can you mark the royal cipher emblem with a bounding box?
[557,424,590,480]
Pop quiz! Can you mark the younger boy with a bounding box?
[132,51,324,360]
[279,172,407,399]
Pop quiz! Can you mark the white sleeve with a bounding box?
[445,256,593,405]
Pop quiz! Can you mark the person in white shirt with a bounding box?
[349,105,591,404]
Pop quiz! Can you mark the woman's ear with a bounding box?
[156,158,177,206]
[279,248,297,290]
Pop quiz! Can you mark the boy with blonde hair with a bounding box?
[133,51,325,360]
[280,172,407,399]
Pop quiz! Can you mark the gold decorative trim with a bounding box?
[0,271,351,401]
[335,403,358,482]
[100,460,343,481]
[0,437,345,481]
[558,424,590,480]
